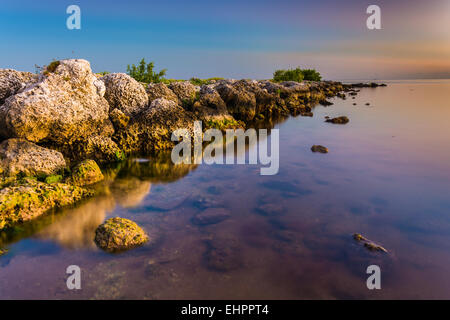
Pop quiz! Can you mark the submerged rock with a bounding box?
[0,138,66,177]
[70,159,104,186]
[191,208,231,225]
[311,145,329,153]
[94,217,149,252]
[204,237,242,272]
[0,59,111,145]
[353,233,388,253]
[0,178,91,230]
[101,73,148,116]
[0,248,8,256]
[325,116,349,124]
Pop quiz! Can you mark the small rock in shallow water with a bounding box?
[94,217,149,252]
[319,99,333,106]
[191,208,231,226]
[353,233,387,253]
[365,103,370,106]
[311,145,329,153]
[325,116,349,124]
[0,248,8,256]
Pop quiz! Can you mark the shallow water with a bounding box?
[1,80,450,299]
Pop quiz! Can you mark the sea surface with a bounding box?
[1,80,450,299]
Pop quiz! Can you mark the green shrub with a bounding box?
[301,69,322,81]
[273,68,304,82]
[272,67,322,82]
[126,58,167,83]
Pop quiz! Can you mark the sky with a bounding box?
[1,0,449,80]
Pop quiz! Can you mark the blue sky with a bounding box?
[1,0,449,80]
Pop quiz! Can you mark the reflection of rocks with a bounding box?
[204,237,242,272]
[192,208,231,226]
[95,217,149,252]
[37,197,113,249]
[111,178,151,208]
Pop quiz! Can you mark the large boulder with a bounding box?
[192,85,231,121]
[94,217,149,252]
[0,178,91,230]
[0,138,66,177]
[0,59,111,145]
[101,73,148,116]
[0,69,37,105]
[146,82,178,104]
[113,98,195,154]
[215,80,257,121]
[169,81,197,109]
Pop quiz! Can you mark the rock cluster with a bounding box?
[0,58,354,231]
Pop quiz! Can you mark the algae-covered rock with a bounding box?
[0,178,92,230]
[353,233,388,253]
[71,160,104,186]
[0,138,66,177]
[0,59,111,145]
[94,217,149,252]
[101,73,149,116]
[0,248,8,256]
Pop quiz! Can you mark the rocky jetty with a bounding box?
[0,58,354,230]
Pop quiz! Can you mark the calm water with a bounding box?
[1,80,450,299]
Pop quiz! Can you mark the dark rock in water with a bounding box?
[300,112,313,117]
[324,116,330,120]
[353,233,388,253]
[365,103,370,106]
[353,103,357,105]
[192,208,231,225]
[94,217,149,252]
[0,248,8,256]
[311,145,329,153]
[204,238,242,272]
[319,99,333,106]
[351,82,387,88]
[349,92,358,96]
[325,116,349,124]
